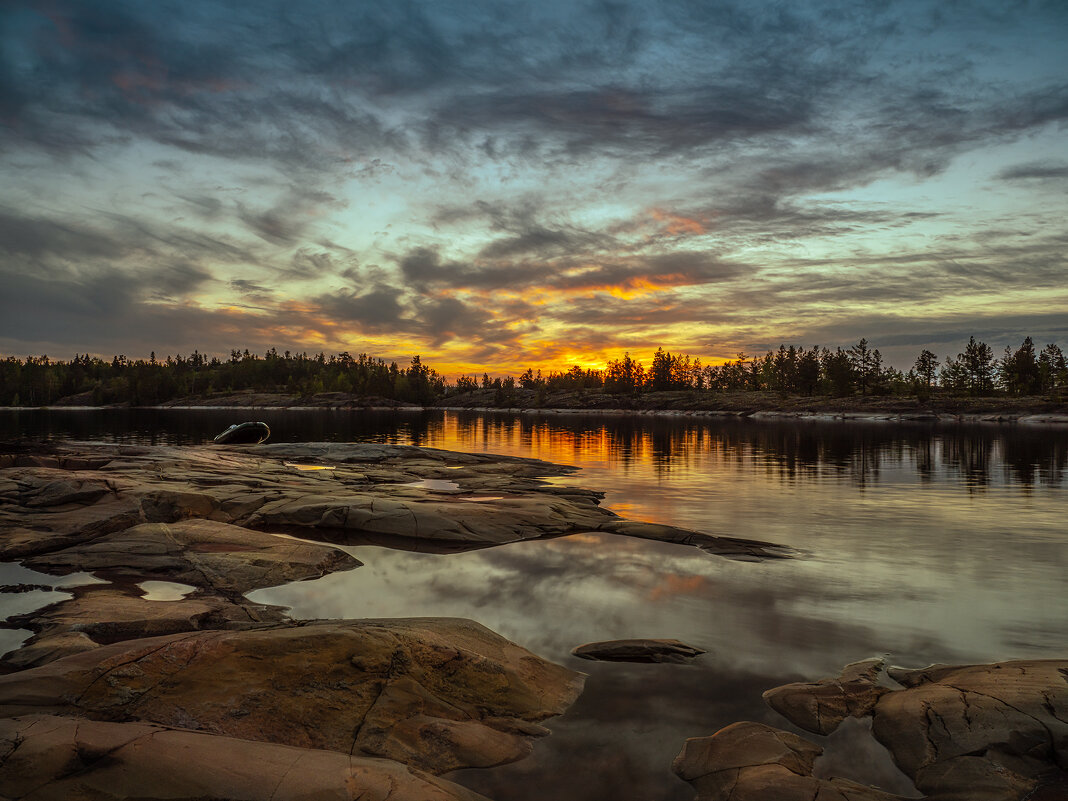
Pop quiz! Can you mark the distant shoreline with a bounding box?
[7,389,1068,425]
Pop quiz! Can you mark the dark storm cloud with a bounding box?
[0,206,254,278]
[3,0,1053,178]
[312,274,522,349]
[316,285,407,331]
[996,161,1068,181]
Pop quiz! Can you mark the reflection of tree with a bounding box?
[10,409,1066,495]
[941,432,994,491]
[1002,434,1066,489]
[433,416,1068,493]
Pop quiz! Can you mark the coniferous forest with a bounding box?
[1,337,1066,408]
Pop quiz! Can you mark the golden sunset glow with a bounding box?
[1,1,1064,374]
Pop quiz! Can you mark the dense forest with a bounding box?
[1,337,1065,407]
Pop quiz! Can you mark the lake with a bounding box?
[2,408,1066,799]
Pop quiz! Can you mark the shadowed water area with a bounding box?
[2,408,1066,799]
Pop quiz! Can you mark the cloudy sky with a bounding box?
[1,0,1066,374]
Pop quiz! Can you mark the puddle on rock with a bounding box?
[138,580,197,601]
[284,462,337,471]
[1,562,109,657]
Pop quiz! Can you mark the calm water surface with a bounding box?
[3,408,1066,799]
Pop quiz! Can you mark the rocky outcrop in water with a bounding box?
[672,721,906,801]
[0,443,785,560]
[762,658,889,736]
[675,659,1068,801]
[571,638,707,664]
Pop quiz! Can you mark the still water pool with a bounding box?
[3,408,1066,798]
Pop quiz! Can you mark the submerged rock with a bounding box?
[0,714,492,801]
[571,638,707,664]
[0,617,586,776]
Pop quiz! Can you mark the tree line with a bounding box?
[0,336,1065,407]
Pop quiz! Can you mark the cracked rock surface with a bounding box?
[0,442,788,560]
[723,658,1068,801]
[0,618,585,775]
[762,658,890,736]
[0,713,493,801]
[672,720,906,801]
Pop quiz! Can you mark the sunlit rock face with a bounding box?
[0,618,585,775]
[0,714,494,801]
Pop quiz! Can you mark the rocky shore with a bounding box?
[0,440,782,797]
[1,441,1065,799]
[39,387,1068,424]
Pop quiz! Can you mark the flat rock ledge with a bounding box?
[0,714,492,801]
[674,658,1068,801]
[571,638,707,664]
[0,618,585,778]
[0,442,789,562]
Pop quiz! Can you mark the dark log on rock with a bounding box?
[213,421,270,444]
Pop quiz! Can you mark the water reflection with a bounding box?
[3,408,1067,799]
[3,408,1065,492]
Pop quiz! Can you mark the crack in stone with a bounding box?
[73,633,204,705]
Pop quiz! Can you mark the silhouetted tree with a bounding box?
[914,349,938,387]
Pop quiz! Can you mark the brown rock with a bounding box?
[8,583,283,634]
[762,658,890,735]
[0,714,492,801]
[571,638,707,663]
[760,658,1068,801]
[871,660,1068,800]
[24,518,361,595]
[0,617,585,775]
[0,630,99,671]
[1,443,791,562]
[671,721,907,801]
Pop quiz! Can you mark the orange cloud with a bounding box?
[650,208,708,236]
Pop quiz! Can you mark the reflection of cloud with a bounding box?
[647,573,710,602]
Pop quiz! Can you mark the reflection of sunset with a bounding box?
[648,574,710,602]
[394,413,1066,531]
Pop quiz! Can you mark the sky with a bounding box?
[1,0,1066,376]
